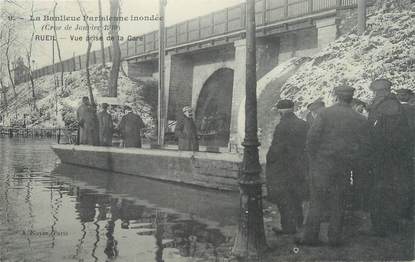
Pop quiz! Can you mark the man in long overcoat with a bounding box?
[119,106,145,148]
[77,96,99,145]
[98,103,113,146]
[175,106,199,151]
[368,80,413,234]
[298,86,370,246]
[266,99,309,234]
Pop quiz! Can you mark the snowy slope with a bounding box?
[281,4,415,118]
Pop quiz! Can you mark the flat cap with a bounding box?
[395,88,413,95]
[334,85,355,96]
[182,106,192,113]
[369,79,392,91]
[276,99,294,109]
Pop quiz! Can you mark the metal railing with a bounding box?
[15,0,359,84]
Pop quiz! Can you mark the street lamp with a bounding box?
[232,0,267,259]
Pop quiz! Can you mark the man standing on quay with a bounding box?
[175,106,199,151]
[367,80,413,234]
[266,99,309,234]
[98,103,113,146]
[77,96,99,145]
[298,86,369,246]
[119,106,145,148]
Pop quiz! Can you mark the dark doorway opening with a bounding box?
[195,68,234,147]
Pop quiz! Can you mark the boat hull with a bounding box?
[51,144,242,191]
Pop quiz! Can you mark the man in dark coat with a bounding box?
[77,96,99,145]
[119,106,145,148]
[368,80,413,234]
[306,99,325,126]
[98,103,113,146]
[298,86,370,246]
[175,106,199,151]
[266,99,309,234]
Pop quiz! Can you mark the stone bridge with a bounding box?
[17,0,364,149]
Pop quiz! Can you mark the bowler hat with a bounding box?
[276,99,294,109]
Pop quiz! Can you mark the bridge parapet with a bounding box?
[16,0,362,84]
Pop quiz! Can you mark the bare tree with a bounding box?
[108,0,121,97]
[77,0,95,106]
[98,0,106,67]
[5,28,17,99]
[53,0,64,87]
[26,0,38,111]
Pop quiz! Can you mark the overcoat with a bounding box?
[77,104,99,145]
[266,112,309,200]
[367,94,412,221]
[98,111,113,146]
[175,115,199,151]
[119,112,145,148]
[306,103,370,189]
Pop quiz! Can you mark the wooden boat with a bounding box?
[51,144,244,191]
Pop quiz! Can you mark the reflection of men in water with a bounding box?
[266,99,309,234]
[175,106,199,151]
[119,106,145,148]
[97,103,113,146]
[367,80,413,234]
[299,86,369,246]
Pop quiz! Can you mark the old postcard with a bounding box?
[0,0,413,261]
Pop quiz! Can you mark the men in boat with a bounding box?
[119,105,145,148]
[77,96,99,145]
[367,80,413,233]
[306,98,325,126]
[98,103,113,146]
[266,99,309,234]
[175,106,199,151]
[298,85,369,246]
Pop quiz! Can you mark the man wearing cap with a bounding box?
[367,80,413,234]
[298,85,369,246]
[119,106,145,148]
[175,106,199,151]
[266,99,309,234]
[98,103,113,146]
[306,99,325,126]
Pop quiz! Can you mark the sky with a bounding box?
[5,0,243,67]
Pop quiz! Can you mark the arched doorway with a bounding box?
[195,68,234,147]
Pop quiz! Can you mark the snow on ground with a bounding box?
[281,4,415,118]
[2,63,153,131]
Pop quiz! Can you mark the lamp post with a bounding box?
[232,0,267,259]
[157,0,167,146]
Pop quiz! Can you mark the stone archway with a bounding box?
[195,68,234,147]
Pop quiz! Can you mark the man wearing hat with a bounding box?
[367,80,413,235]
[98,103,113,146]
[119,105,145,148]
[266,99,309,234]
[175,106,199,151]
[306,98,325,126]
[298,85,369,246]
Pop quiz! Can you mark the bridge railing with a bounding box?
[18,0,358,84]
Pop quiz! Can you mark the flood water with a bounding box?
[0,138,240,262]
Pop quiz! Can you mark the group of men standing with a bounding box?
[266,79,414,246]
[77,96,200,151]
[76,96,145,147]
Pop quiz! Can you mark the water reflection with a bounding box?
[0,138,238,262]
